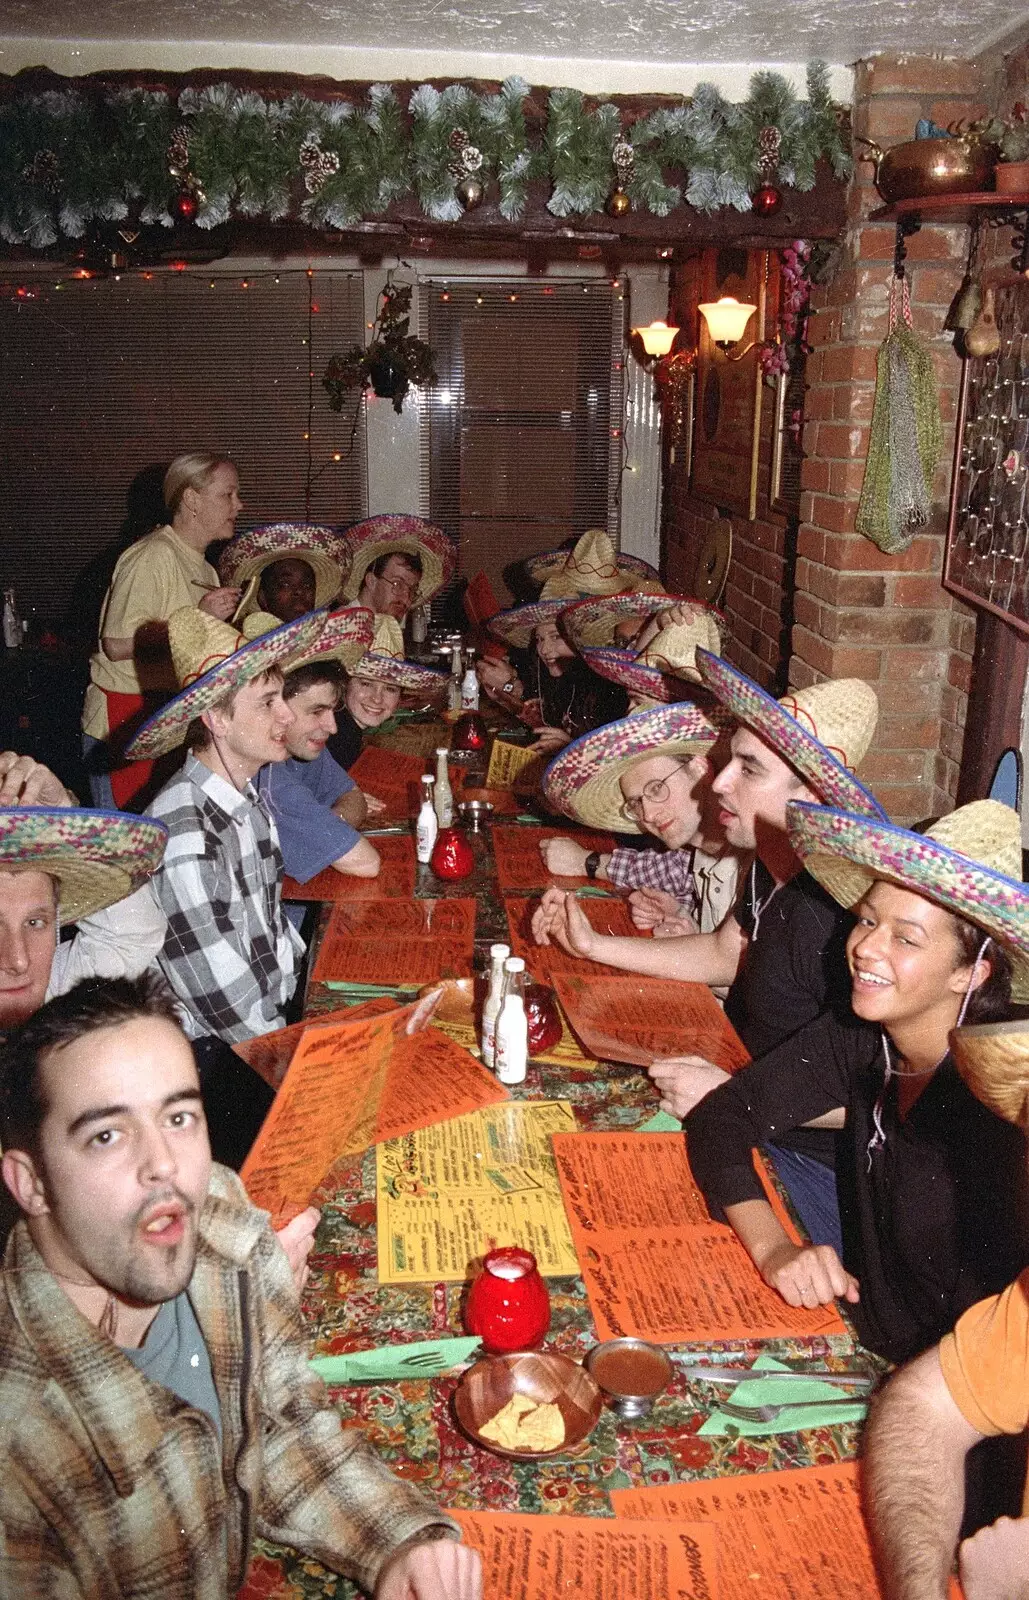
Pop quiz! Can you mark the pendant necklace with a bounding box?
[749,861,782,942]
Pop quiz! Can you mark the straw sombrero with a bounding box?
[347,615,448,696]
[219,523,348,617]
[543,701,722,833]
[529,537,661,591]
[561,593,669,650]
[583,612,725,707]
[490,532,666,650]
[787,798,1029,1002]
[950,1021,1029,1128]
[0,807,168,923]
[242,605,374,673]
[697,651,885,820]
[124,608,327,761]
[339,515,455,606]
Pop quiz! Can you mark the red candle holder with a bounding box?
[465,1246,551,1354]
[430,826,475,880]
[452,710,489,753]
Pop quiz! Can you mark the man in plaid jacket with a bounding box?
[0,977,481,1600]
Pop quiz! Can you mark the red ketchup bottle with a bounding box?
[430,825,475,881]
[465,1246,551,1354]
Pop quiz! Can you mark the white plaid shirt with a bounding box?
[147,754,303,1042]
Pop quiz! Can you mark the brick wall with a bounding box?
[661,54,998,822]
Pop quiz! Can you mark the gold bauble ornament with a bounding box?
[456,175,484,211]
[606,187,631,217]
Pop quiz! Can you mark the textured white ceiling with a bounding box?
[2,0,1025,73]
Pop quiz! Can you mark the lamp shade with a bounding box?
[698,297,757,346]
[634,319,680,357]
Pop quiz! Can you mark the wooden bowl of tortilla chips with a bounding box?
[454,1350,602,1459]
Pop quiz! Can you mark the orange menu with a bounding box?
[239,999,508,1223]
[552,1131,845,1342]
[613,1464,965,1600]
[492,824,616,893]
[452,1511,718,1600]
[283,833,416,901]
[311,896,476,983]
[233,998,394,1087]
[553,971,751,1071]
[505,894,644,984]
[349,745,428,820]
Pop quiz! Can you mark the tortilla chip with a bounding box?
[479,1394,565,1451]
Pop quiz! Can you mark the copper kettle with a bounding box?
[857,134,995,203]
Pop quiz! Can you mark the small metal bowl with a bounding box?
[586,1338,673,1419]
[457,799,494,831]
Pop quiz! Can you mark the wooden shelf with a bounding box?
[871,191,1029,226]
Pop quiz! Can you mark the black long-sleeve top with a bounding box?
[686,1010,1029,1363]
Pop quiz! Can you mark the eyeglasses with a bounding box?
[619,763,688,822]
[377,574,420,597]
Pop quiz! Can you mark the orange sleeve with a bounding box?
[939,1268,1029,1442]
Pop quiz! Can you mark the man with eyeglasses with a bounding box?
[358,553,424,624]
[339,516,456,627]
[539,749,739,940]
[534,665,885,1250]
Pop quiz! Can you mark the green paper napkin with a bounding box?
[697,1353,869,1437]
[638,1110,682,1132]
[310,1336,482,1384]
[322,980,419,995]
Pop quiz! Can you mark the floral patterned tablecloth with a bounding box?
[241,771,879,1600]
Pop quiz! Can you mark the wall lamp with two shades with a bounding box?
[633,296,759,365]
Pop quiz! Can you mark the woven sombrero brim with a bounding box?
[0,807,168,922]
[950,1021,1029,1127]
[340,516,454,605]
[349,651,448,695]
[561,593,668,649]
[125,611,327,761]
[697,649,886,820]
[543,701,722,834]
[488,597,570,649]
[219,524,347,609]
[787,800,1029,1003]
[280,606,374,672]
[530,547,661,586]
[583,646,700,700]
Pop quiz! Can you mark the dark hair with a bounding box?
[951,915,1013,1025]
[368,549,422,579]
[0,975,183,1158]
[282,659,345,704]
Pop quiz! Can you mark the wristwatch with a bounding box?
[584,851,601,880]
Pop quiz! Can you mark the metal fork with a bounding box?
[717,1395,869,1424]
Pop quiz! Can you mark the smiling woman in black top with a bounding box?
[686,797,1029,1366]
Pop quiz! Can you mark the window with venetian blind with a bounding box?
[0,268,365,623]
[419,279,625,608]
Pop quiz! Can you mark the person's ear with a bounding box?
[2,1148,49,1216]
[948,952,992,1000]
[688,753,712,781]
[202,704,228,740]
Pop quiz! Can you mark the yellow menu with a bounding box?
[377,1100,580,1282]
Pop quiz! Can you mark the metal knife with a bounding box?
[672,1363,875,1389]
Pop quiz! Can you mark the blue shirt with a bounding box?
[258,749,362,884]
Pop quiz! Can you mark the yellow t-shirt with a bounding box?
[939,1267,1029,1514]
[82,525,217,738]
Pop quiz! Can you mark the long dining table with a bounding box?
[235,709,884,1600]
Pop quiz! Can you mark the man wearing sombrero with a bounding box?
[866,1015,1029,1598]
[247,608,415,886]
[340,514,455,624]
[687,798,1029,1370]
[534,656,885,1248]
[0,751,168,1031]
[125,606,326,1164]
[219,523,349,623]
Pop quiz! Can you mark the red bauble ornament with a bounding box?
[174,191,198,222]
[524,983,562,1055]
[465,1246,551,1354]
[429,826,475,880]
[752,183,782,216]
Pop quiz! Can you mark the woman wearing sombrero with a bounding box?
[219,523,349,623]
[483,530,662,753]
[686,797,1029,1367]
[326,614,448,773]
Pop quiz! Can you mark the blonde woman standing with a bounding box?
[81,453,243,809]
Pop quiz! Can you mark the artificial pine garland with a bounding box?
[0,64,849,251]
